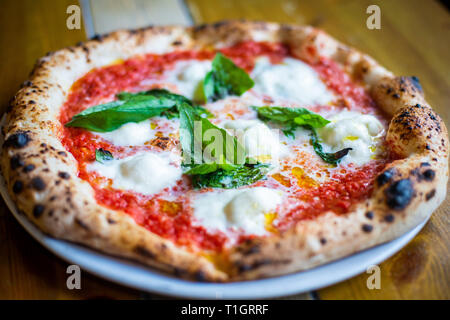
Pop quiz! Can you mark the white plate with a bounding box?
[0,174,427,299]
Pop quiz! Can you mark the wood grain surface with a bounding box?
[0,0,448,299]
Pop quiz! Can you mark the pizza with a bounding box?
[1,21,448,281]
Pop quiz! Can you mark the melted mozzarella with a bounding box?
[95,119,155,146]
[318,111,384,166]
[251,57,334,105]
[222,119,289,163]
[193,187,283,236]
[88,152,181,195]
[167,60,212,100]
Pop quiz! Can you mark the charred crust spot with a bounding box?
[425,189,436,201]
[362,224,373,233]
[21,80,33,88]
[23,164,35,173]
[173,267,187,277]
[90,34,104,41]
[320,238,327,245]
[365,211,374,220]
[4,131,30,149]
[172,40,182,46]
[107,218,117,224]
[75,218,90,230]
[384,214,395,223]
[10,155,24,170]
[392,93,400,99]
[57,151,67,157]
[421,169,435,182]
[58,171,70,179]
[12,180,23,193]
[194,24,208,32]
[420,162,431,167]
[237,258,289,273]
[195,270,207,282]
[409,76,423,92]
[377,168,394,186]
[240,244,261,255]
[133,245,155,259]
[31,177,46,191]
[385,179,414,210]
[33,204,45,218]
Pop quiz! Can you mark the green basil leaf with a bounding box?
[66,89,213,132]
[95,148,113,163]
[203,53,254,102]
[66,95,177,132]
[190,163,270,189]
[178,102,246,166]
[308,127,352,165]
[177,102,267,188]
[253,106,351,164]
[253,106,330,129]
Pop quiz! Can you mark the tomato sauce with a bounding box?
[60,41,388,252]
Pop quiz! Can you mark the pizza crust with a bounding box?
[1,21,448,281]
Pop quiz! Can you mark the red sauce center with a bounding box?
[60,41,389,252]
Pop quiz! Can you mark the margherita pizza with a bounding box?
[2,21,448,281]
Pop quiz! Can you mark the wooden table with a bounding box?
[0,0,448,299]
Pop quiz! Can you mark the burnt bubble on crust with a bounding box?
[425,189,436,201]
[10,155,24,170]
[4,131,30,149]
[33,204,45,218]
[421,169,435,182]
[58,171,70,179]
[12,180,23,193]
[385,179,414,210]
[133,245,155,259]
[30,176,46,191]
[377,168,395,186]
[409,76,423,93]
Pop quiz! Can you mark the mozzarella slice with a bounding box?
[318,111,384,166]
[88,152,181,195]
[222,119,289,163]
[95,119,155,146]
[193,187,283,236]
[167,60,212,100]
[251,57,334,105]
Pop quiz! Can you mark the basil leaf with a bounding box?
[190,163,270,189]
[177,103,267,188]
[308,127,352,165]
[253,106,330,129]
[178,102,246,166]
[95,148,113,163]
[66,95,177,132]
[183,162,239,175]
[253,106,351,164]
[66,89,213,132]
[203,53,254,102]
